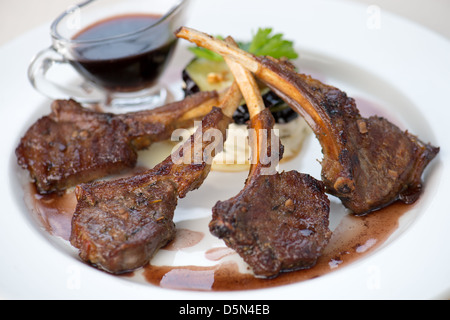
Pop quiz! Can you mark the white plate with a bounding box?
[1,0,449,300]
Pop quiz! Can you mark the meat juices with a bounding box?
[72,175,179,273]
[210,112,331,278]
[70,14,177,92]
[210,46,331,279]
[258,58,440,215]
[71,83,242,274]
[16,27,441,284]
[174,27,440,215]
[16,92,218,194]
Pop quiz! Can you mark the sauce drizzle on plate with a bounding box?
[24,180,411,291]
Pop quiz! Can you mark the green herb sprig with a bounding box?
[188,28,299,61]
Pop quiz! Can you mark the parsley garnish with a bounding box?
[188,28,299,61]
[248,28,298,59]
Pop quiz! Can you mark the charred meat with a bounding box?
[71,173,179,274]
[16,92,219,194]
[210,45,331,278]
[175,27,440,215]
[255,58,440,215]
[71,83,242,274]
[210,111,331,278]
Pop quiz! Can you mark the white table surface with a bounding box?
[0,0,449,46]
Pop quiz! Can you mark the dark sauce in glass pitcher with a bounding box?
[70,14,177,92]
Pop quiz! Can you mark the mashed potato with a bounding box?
[167,116,310,172]
[138,115,310,172]
[213,116,310,172]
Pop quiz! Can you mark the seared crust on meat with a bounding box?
[259,58,440,214]
[211,171,331,278]
[16,100,136,194]
[71,174,178,274]
[206,48,332,279]
[70,80,242,274]
[71,108,232,274]
[210,110,331,278]
[174,27,439,215]
[16,92,218,194]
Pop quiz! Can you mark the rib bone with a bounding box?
[16,91,219,194]
[70,81,242,274]
[176,27,440,215]
[210,39,331,278]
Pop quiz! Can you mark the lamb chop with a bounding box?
[209,39,331,278]
[16,92,219,195]
[175,27,440,215]
[70,75,242,274]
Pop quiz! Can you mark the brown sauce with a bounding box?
[24,181,412,292]
[164,229,205,251]
[24,184,76,241]
[205,247,236,261]
[70,14,177,92]
[142,202,410,291]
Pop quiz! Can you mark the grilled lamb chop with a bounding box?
[16,92,219,194]
[71,81,242,274]
[210,44,331,278]
[175,27,440,215]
